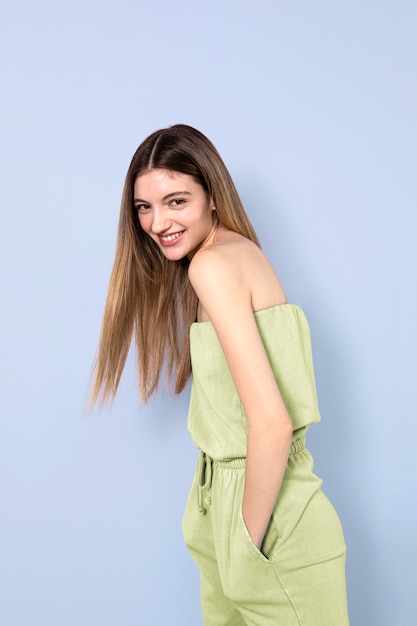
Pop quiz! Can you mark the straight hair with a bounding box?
[90,124,260,406]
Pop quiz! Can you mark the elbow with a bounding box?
[275,416,293,447]
[270,420,293,454]
[248,411,293,447]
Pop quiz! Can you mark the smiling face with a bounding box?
[134,169,217,261]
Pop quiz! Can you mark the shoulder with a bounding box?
[188,231,257,319]
[189,228,287,316]
[188,230,260,288]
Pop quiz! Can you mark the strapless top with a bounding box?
[188,304,321,460]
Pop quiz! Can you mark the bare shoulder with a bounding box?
[188,232,250,310]
[189,230,255,284]
[188,229,287,318]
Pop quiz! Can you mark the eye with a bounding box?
[136,203,151,213]
[170,198,186,207]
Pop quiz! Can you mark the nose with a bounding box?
[151,206,170,234]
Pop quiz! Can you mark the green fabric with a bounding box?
[188,304,321,460]
[184,304,349,623]
[182,446,350,625]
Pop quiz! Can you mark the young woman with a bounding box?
[91,124,350,625]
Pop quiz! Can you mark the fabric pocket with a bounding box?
[238,508,279,564]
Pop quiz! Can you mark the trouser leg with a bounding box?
[200,570,246,626]
[183,448,349,625]
[273,489,350,626]
[183,470,245,626]
[211,451,349,625]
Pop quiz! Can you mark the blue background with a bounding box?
[1,1,416,624]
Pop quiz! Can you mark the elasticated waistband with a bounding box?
[197,436,306,515]
[214,435,305,468]
[290,434,306,455]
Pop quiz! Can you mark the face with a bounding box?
[134,169,217,261]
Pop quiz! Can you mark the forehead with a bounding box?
[134,169,196,196]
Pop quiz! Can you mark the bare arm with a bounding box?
[188,247,293,549]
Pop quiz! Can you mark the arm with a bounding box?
[188,249,293,549]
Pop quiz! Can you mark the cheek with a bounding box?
[138,213,151,233]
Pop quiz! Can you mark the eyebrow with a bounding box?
[134,191,192,204]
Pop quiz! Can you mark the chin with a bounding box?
[161,248,188,262]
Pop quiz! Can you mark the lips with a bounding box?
[158,231,185,246]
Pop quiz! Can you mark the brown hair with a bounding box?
[90,124,260,405]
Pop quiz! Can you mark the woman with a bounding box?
[91,124,350,625]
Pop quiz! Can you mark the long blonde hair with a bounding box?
[90,124,260,405]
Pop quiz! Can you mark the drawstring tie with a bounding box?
[197,451,213,515]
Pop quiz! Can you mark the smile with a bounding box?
[159,231,184,244]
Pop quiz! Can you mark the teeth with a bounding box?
[161,232,182,241]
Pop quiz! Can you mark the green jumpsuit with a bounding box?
[182,304,350,625]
